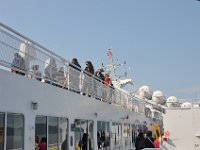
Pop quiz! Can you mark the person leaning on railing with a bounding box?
[103,73,112,102]
[94,67,105,100]
[94,67,104,82]
[68,58,82,92]
[84,61,94,75]
[70,58,81,71]
[83,61,94,96]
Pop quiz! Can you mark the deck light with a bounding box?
[31,101,38,110]
[94,112,98,118]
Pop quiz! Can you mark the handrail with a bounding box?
[0,22,65,61]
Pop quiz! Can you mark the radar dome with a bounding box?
[167,96,178,103]
[166,96,180,108]
[181,102,192,108]
[136,85,152,100]
[152,90,166,105]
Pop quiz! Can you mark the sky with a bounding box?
[0,0,200,101]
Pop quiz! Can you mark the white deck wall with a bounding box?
[163,108,200,150]
[0,69,147,150]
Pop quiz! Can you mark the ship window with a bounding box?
[74,119,93,150]
[35,116,68,150]
[0,113,5,150]
[48,117,58,149]
[97,121,110,149]
[6,113,24,150]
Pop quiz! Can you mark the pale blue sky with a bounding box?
[1,0,200,100]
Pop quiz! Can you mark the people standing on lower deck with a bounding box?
[135,132,145,150]
[144,131,155,148]
[39,137,47,150]
[61,134,68,150]
[97,132,102,148]
[76,141,81,150]
[81,133,92,150]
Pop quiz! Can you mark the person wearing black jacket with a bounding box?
[135,132,145,150]
[144,131,155,148]
[94,67,104,82]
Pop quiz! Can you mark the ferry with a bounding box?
[0,22,199,150]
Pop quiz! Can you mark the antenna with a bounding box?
[107,48,113,62]
[106,49,117,80]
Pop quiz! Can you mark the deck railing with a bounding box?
[0,22,164,114]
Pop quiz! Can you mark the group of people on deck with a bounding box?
[11,52,114,100]
[135,130,161,150]
[75,133,92,150]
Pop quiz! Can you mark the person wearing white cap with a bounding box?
[95,67,104,82]
[94,66,105,100]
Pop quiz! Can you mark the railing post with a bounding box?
[79,71,83,94]
[92,76,94,98]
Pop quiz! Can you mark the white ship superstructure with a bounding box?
[0,22,165,150]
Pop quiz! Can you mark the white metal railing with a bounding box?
[0,22,164,115]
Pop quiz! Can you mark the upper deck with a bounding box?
[0,22,164,117]
[0,22,167,150]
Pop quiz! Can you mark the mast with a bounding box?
[106,49,134,93]
[107,49,116,80]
